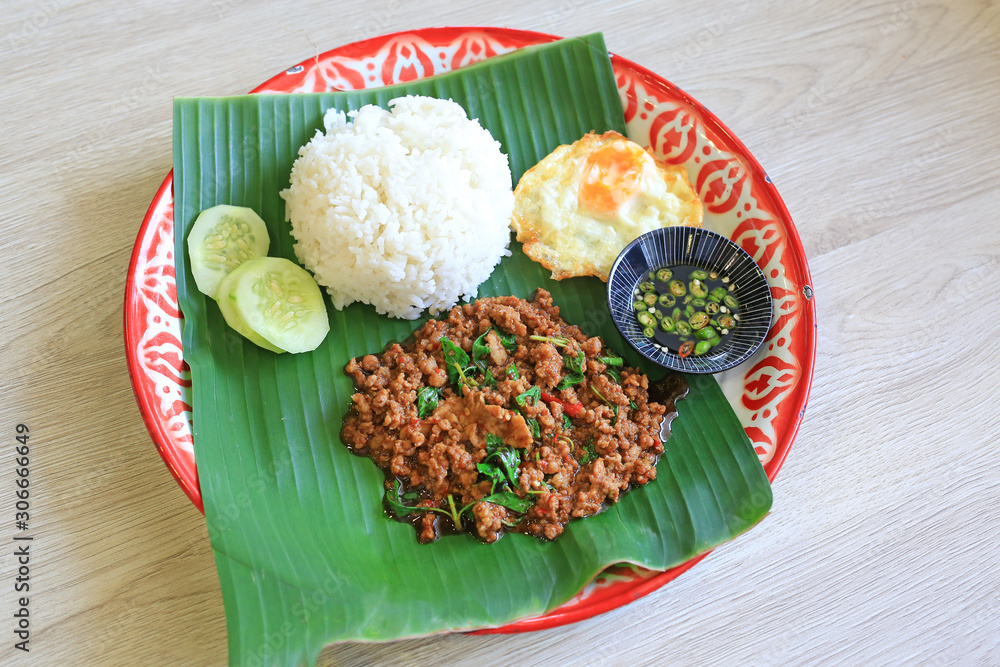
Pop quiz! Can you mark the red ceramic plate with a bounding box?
[124,26,815,634]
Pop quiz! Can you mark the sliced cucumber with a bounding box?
[216,267,286,354]
[217,257,329,354]
[187,205,270,298]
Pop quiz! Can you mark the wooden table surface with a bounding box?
[2,0,998,664]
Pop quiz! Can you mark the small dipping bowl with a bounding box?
[607,227,773,374]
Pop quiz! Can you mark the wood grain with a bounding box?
[1,0,998,664]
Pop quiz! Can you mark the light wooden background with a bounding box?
[2,0,998,664]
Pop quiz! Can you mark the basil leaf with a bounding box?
[385,479,418,517]
[481,491,533,514]
[485,432,504,455]
[562,414,572,430]
[580,438,597,465]
[497,330,518,352]
[481,433,521,489]
[556,374,583,391]
[515,385,541,407]
[564,352,585,376]
[416,386,441,419]
[440,336,469,366]
[472,328,492,362]
[490,447,521,487]
[598,354,623,367]
[526,418,541,439]
[556,351,585,391]
[499,447,521,486]
[477,461,505,493]
[474,326,517,361]
[466,329,503,389]
[600,352,623,383]
[506,364,520,379]
[440,337,474,390]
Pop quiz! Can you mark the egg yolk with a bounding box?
[578,140,647,215]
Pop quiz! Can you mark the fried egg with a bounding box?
[511,131,703,281]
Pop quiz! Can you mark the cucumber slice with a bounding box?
[219,257,329,354]
[216,267,286,354]
[187,205,270,298]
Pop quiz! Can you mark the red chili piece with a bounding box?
[541,391,585,418]
[678,340,695,358]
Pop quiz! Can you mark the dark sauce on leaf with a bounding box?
[648,373,689,444]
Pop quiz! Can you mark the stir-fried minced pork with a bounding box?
[341,289,672,543]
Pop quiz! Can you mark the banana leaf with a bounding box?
[173,33,772,666]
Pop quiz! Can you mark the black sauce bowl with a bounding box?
[607,227,773,374]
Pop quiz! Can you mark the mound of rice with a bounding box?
[280,95,514,320]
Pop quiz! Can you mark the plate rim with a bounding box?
[123,24,816,634]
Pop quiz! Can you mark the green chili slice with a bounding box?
[689,312,709,330]
[694,340,714,355]
[694,325,718,340]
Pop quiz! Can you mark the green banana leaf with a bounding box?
[173,33,772,666]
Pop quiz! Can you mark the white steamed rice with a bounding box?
[280,95,514,320]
